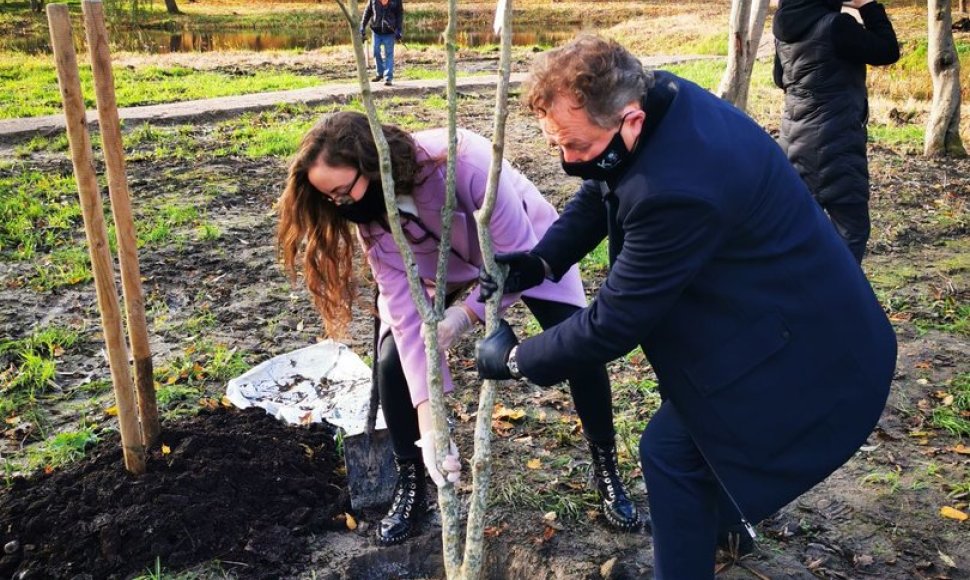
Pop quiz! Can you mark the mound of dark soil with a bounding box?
[0,407,348,580]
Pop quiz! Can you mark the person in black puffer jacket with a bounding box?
[774,0,899,263]
[360,0,404,86]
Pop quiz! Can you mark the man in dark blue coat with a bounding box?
[475,35,897,578]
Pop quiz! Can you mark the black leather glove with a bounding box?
[475,319,520,380]
[477,252,546,302]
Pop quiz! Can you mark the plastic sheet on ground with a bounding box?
[225,340,386,436]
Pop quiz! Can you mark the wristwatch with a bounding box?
[507,346,523,379]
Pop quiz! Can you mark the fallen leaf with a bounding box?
[345,512,358,531]
[200,398,218,410]
[220,396,234,408]
[939,550,957,568]
[915,360,932,369]
[105,405,119,416]
[4,416,19,425]
[44,465,54,475]
[161,444,171,455]
[527,458,541,470]
[484,524,507,538]
[492,404,526,421]
[853,554,874,567]
[297,319,305,332]
[52,345,64,357]
[491,419,515,436]
[939,506,968,521]
[301,443,315,459]
[952,444,970,455]
[543,511,557,522]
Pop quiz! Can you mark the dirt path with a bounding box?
[0,55,714,142]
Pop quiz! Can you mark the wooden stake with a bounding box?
[82,0,160,448]
[47,3,146,474]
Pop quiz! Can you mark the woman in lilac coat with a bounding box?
[277,111,640,545]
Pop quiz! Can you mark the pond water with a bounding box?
[6,22,584,54]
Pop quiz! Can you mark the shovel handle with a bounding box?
[366,289,381,435]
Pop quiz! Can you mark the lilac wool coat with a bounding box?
[357,128,586,407]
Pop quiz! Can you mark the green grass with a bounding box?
[0,52,323,119]
[579,239,610,276]
[0,166,81,259]
[931,373,970,437]
[664,59,726,92]
[868,122,925,152]
[153,340,250,419]
[23,427,99,472]
[0,325,80,426]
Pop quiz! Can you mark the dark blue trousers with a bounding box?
[640,403,743,579]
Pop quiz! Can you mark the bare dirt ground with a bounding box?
[1,75,969,578]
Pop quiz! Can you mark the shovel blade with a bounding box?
[344,429,397,510]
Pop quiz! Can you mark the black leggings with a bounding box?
[378,296,616,459]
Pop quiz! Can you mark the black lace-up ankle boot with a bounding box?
[587,438,642,531]
[377,457,426,546]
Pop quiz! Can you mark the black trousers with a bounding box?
[378,296,616,459]
[822,201,870,264]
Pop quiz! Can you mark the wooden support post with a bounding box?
[47,3,146,474]
[82,0,160,448]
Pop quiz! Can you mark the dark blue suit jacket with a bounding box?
[518,72,897,522]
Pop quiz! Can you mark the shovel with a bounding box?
[342,297,397,510]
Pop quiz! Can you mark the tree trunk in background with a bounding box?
[960,0,967,14]
[164,0,180,14]
[925,0,966,157]
[718,0,770,111]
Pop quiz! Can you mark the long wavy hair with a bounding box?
[277,111,422,337]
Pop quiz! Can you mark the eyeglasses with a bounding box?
[321,169,362,206]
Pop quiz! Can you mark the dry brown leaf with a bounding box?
[345,512,358,530]
[939,506,968,521]
[220,396,234,408]
[492,405,526,421]
[491,419,515,435]
[542,525,556,541]
[484,525,506,538]
[4,416,19,425]
[44,465,54,475]
[527,458,541,470]
[952,444,970,455]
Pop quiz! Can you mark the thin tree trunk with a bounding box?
[336,0,463,575]
[925,0,966,157]
[718,0,751,108]
[459,0,513,577]
[960,0,967,15]
[163,0,180,14]
[719,0,770,111]
[738,0,770,109]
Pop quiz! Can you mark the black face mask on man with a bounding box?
[560,111,638,182]
[336,179,387,224]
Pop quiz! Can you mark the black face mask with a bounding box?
[560,112,637,181]
[336,179,387,224]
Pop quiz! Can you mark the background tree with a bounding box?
[163,0,180,15]
[718,0,770,111]
[925,0,966,157]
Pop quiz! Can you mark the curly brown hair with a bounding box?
[524,34,652,128]
[276,111,423,338]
